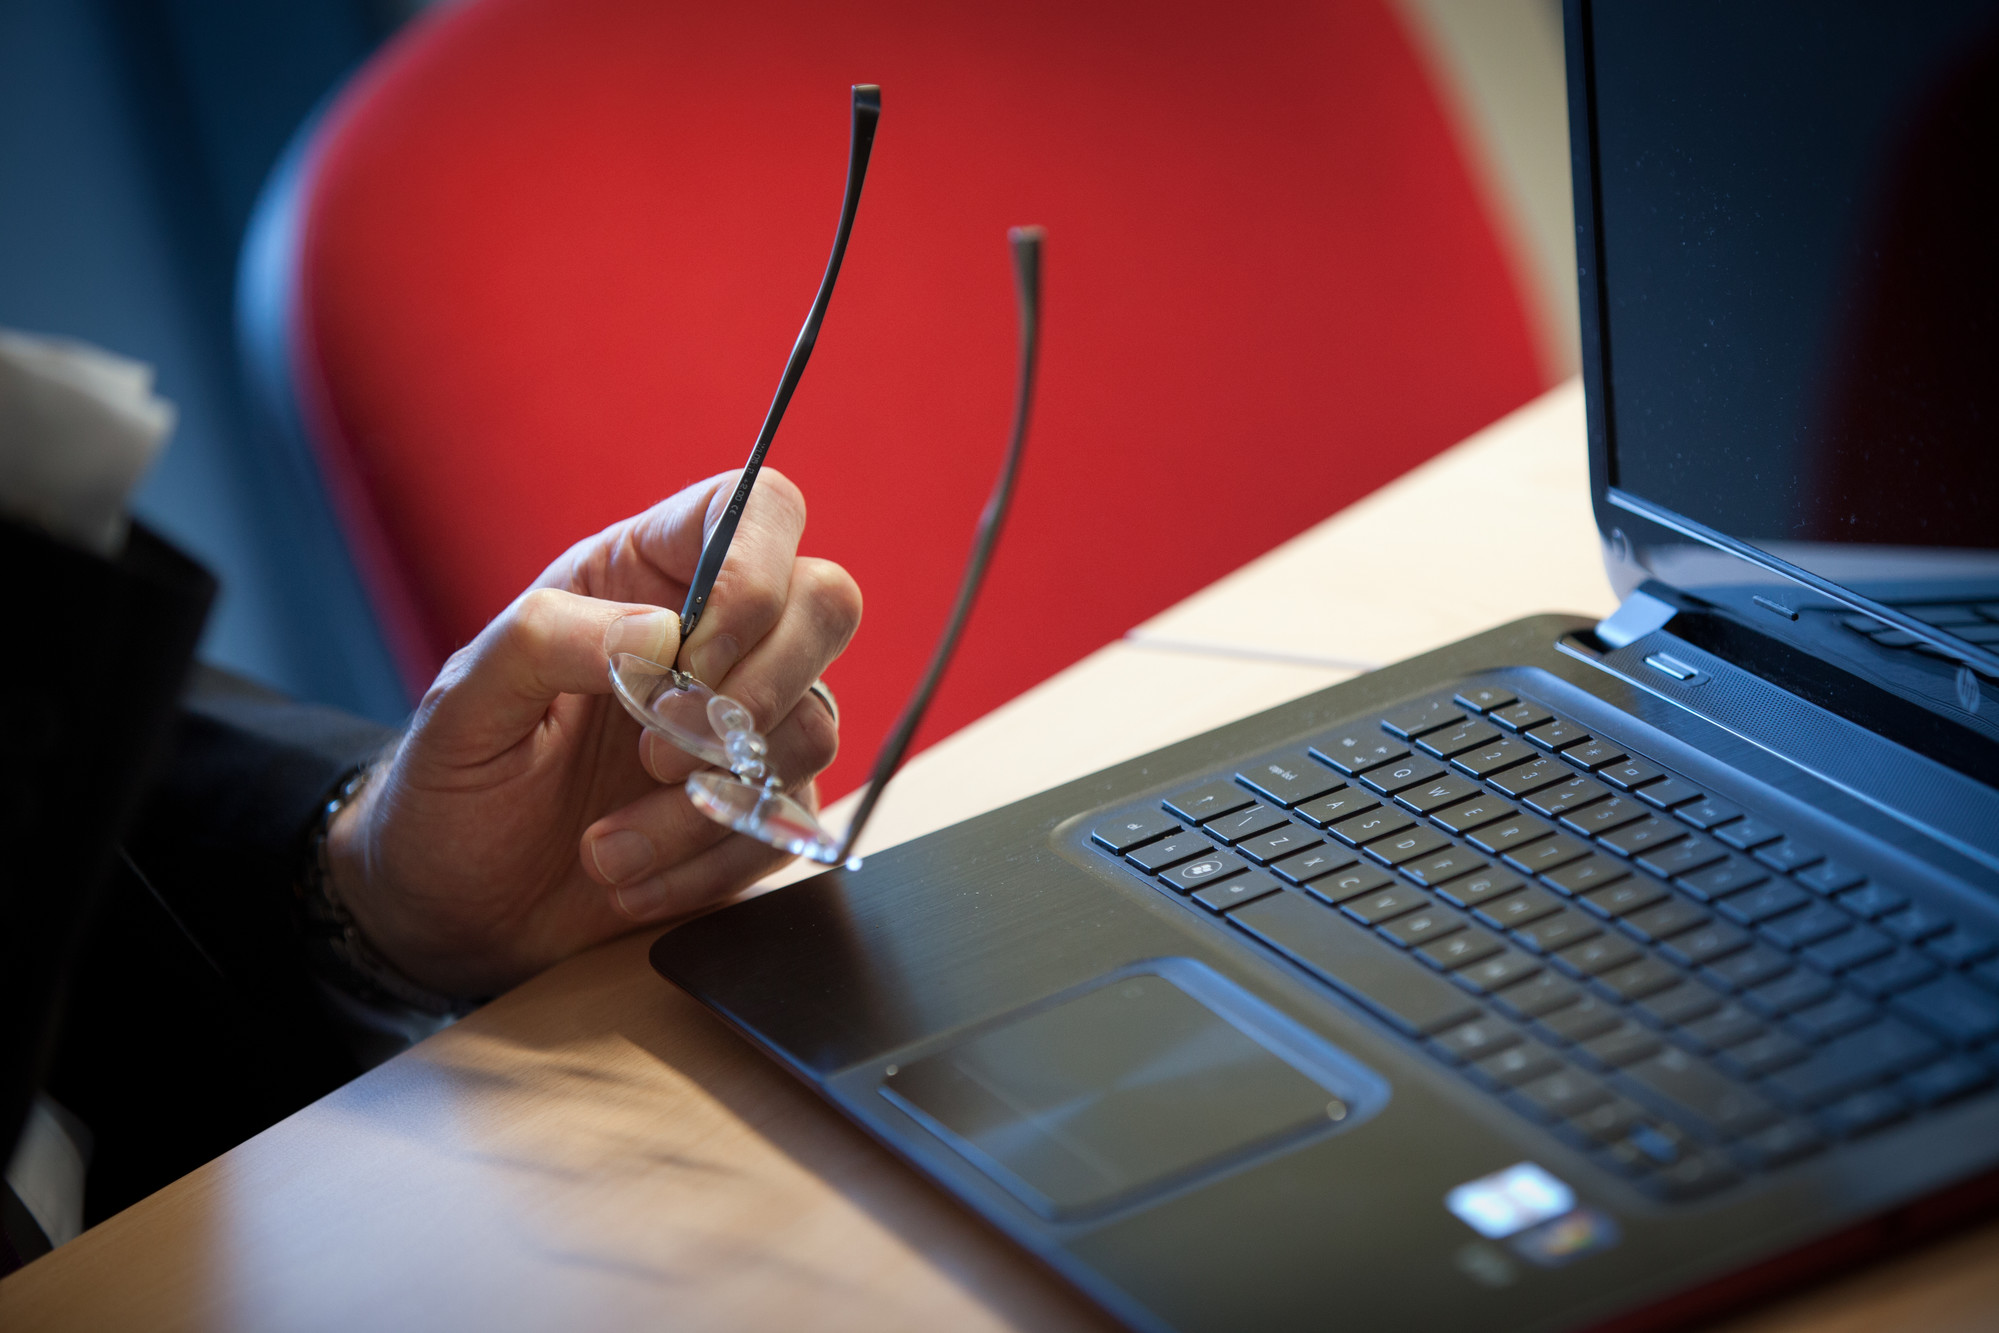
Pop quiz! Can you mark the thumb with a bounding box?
[425,588,680,744]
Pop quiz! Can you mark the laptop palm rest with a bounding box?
[878,961,1388,1220]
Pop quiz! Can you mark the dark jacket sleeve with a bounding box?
[45,666,399,1223]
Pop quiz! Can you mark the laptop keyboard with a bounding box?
[1088,683,1999,1202]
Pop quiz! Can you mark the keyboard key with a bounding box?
[1202,803,1289,844]
[1561,796,1649,839]
[1381,700,1465,739]
[1294,788,1379,829]
[1379,906,1466,949]
[1328,807,1413,848]
[1160,852,1248,893]
[1578,1023,1663,1070]
[1561,738,1628,771]
[1490,700,1554,732]
[1237,752,1343,807]
[1191,873,1281,913]
[1581,878,1667,919]
[1567,1097,1645,1143]
[1493,970,1583,1018]
[1637,834,1728,879]
[1623,898,1712,943]
[1716,1031,1810,1077]
[1734,1120,1824,1169]
[1230,893,1481,1036]
[1701,945,1794,991]
[1503,834,1592,878]
[1636,777,1705,810]
[1126,833,1214,873]
[1676,797,1745,831]
[1544,855,1631,897]
[1556,934,1642,978]
[1524,776,1613,818]
[1270,845,1358,886]
[1901,1056,1994,1108]
[1092,810,1180,853]
[1467,812,1557,856]
[1635,982,1723,1027]
[1454,685,1516,713]
[1679,1003,1766,1052]
[1396,773,1482,814]
[1715,818,1785,851]
[1416,720,1503,759]
[1311,731,1409,776]
[1880,905,1951,943]
[1476,887,1563,931]
[1834,882,1907,919]
[1677,857,1770,901]
[1456,949,1545,994]
[1400,847,1491,889]
[1599,757,1667,790]
[1596,956,1682,1002]
[1360,757,1447,796]
[1660,921,1752,968]
[1525,719,1591,752]
[1846,950,1940,998]
[1597,816,1686,858]
[1763,1021,1943,1108]
[1307,864,1396,905]
[1162,781,1253,825]
[1236,824,1320,865]
[1512,909,1602,955]
[1715,880,1811,925]
[1798,861,1868,895]
[1417,930,1505,971]
[1818,1088,1907,1138]
[1785,993,1878,1041]
[1533,991,1621,1042]
[1431,1015,1522,1062]
[1363,827,1452,868]
[1619,1047,1782,1138]
[1452,736,1540,777]
[1430,794,1517,835]
[1487,757,1573,797]
[1341,883,1432,926]
[1434,869,1525,909]
[1925,929,1997,967]
[1753,840,1823,874]
[1889,976,1999,1044]
[1474,1041,1562,1089]
[1644,1152,1743,1201]
[1760,903,1856,950]
[1745,969,1835,1017]
[1802,925,1895,974]
[1517,1069,1612,1119]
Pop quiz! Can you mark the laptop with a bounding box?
[650,3,1999,1328]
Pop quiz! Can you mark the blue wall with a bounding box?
[0,0,417,722]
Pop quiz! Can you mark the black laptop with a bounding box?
[651,4,1999,1328]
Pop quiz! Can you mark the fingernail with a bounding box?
[688,633,739,687]
[613,876,672,920]
[607,609,680,664]
[590,829,656,884]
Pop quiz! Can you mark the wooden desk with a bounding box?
[6,382,1998,1331]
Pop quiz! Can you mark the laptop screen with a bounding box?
[1582,1,1999,675]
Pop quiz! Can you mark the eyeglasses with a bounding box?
[610,84,1044,868]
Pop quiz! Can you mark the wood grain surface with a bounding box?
[5,381,1995,1331]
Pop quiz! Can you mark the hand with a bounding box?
[326,470,861,997]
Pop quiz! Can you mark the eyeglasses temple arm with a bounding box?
[836,226,1043,864]
[679,83,881,644]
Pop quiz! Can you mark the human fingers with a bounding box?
[420,588,680,755]
[663,469,811,686]
[581,780,815,920]
[710,556,861,729]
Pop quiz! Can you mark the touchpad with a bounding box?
[880,962,1385,1219]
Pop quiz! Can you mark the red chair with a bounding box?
[275,0,1546,796]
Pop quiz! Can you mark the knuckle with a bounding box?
[795,558,863,645]
[753,468,808,528]
[508,586,570,653]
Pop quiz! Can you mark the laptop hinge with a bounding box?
[1595,589,1677,649]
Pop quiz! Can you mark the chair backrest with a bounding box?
[282,0,1549,795]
